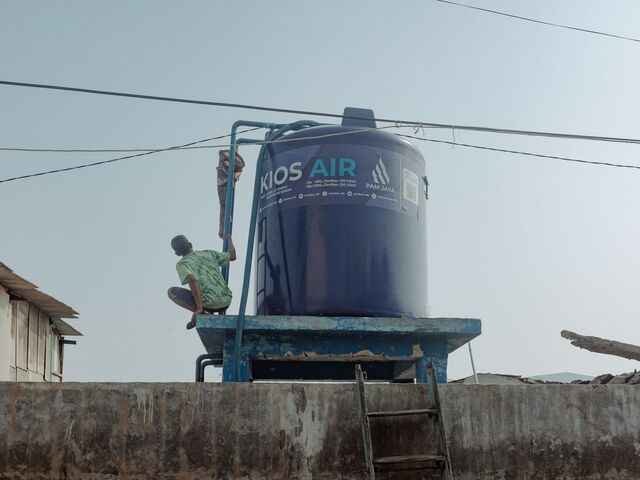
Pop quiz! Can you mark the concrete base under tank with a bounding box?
[196,315,481,383]
[0,382,638,479]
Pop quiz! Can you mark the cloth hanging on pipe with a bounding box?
[217,149,245,238]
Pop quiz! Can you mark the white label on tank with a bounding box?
[403,168,419,206]
[259,144,422,217]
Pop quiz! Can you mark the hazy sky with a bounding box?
[1,1,639,382]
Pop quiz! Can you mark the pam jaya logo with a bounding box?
[372,157,390,185]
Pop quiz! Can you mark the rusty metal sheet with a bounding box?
[0,262,78,319]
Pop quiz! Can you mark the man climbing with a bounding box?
[167,233,237,330]
[217,149,245,238]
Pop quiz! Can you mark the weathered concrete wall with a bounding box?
[0,382,638,479]
[443,384,639,479]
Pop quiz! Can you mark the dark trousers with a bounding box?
[167,287,228,314]
[218,184,227,238]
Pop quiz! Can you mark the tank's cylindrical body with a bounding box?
[256,125,427,317]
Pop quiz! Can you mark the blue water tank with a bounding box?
[256,109,427,317]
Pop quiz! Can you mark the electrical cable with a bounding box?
[399,133,640,170]
[0,125,402,154]
[0,125,413,184]
[0,128,260,184]
[1,125,434,183]
[2,80,640,145]
[3,125,640,185]
[433,0,640,44]
[0,128,261,154]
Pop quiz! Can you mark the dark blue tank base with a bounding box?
[256,205,427,318]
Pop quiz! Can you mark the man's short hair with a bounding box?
[171,235,191,255]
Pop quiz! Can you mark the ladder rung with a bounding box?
[374,454,446,468]
[367,408,438,418]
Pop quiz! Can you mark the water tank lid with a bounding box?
[342,107,377,128]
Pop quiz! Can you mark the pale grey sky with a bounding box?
[1,1,639,381]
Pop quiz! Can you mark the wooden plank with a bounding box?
[15,301,29,369]
[374,455,446,472]
[368,408,438,418]
[59,340,65,377]
[0,291,11,380]
[44,323,51,381]
[51,333,60,375]
[561,330,640,362]
[10,300,17,370]
[16,367,29,382]
[27,305,40,372]
[374,454,446,465]
[37,311,48,375]
[27,370,43,382]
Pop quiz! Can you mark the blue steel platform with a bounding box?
[196,315,481,383]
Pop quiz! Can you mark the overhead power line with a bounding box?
[0,128,262,154]
[0,125,412,184]
[399,133,640,170]
[434,0,640,44]
[0,125,421,154]
[0,128,260,184]
[3,125,640,185]
[2,80,640,145]
[0,146,187,153]
[0,126,429,183]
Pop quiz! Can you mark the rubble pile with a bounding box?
[572,371,640,385]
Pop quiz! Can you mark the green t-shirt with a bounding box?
[176,250,232,308]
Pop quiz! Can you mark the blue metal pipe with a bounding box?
[232,120,321,381]
[221,121,283,283]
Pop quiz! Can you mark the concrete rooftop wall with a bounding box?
[0,382,638,479]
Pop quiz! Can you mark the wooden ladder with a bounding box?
[355,363,453,479]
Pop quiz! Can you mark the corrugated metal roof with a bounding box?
[0,261,79,319]
[53,318,82,336]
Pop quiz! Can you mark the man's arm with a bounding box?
[186,274,204,313]
[227,233,237,262]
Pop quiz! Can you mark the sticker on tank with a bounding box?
[259,143,423,217]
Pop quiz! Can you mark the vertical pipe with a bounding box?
[231,121,320,381]
[232,140,270,381]
[468,341,479,384]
